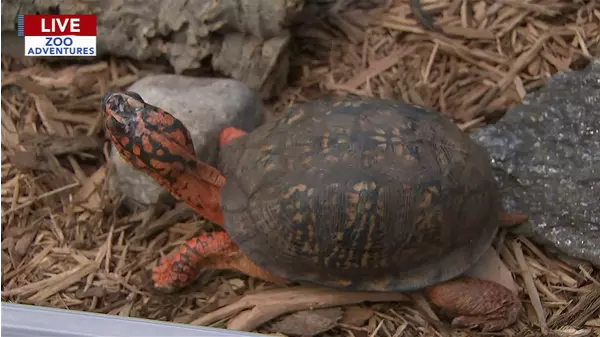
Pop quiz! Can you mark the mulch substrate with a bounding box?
[2,1,599,336]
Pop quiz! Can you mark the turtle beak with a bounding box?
[102,92,138,138]
[102,92,126,128]
[102,91,145,116]
[101,91,117,107]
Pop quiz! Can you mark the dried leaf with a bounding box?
[340,305,374,326]
[266,308,342,336]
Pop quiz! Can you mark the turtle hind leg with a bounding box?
[152,231,287,292]
[424,276,521,332]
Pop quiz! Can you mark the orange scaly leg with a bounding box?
[152,231,288,292]
[151,127,252,291]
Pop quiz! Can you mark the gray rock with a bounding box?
[109,75,265,207]
[472,60,600,267]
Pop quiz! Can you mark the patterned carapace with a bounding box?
[215,97,503,293]
[102,92,524,331]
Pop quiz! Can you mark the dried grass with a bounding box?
[2,1,600,336]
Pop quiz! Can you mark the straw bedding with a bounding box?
[2,1,599,336]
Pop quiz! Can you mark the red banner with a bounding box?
[23,15,97,36]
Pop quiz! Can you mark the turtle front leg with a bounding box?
[152,231,288,292]
[424,277,521,331]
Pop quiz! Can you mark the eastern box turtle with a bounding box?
[102,92,526,331]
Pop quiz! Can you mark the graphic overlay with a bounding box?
[17,14,97,57]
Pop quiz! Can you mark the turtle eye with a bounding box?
[124,91,144,103]
[105,115,128,136]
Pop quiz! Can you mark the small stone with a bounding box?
[472,59,600,267]
[108,75,265,207]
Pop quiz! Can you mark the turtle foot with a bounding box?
[190,286,408,331]
[152,231,237,293]
[152,231,288,292]
[425,276,522,332]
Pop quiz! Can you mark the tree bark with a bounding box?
[1,0,304,98]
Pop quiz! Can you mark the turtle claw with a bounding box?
[190,286,408,332]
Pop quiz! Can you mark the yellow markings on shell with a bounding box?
[372,135,387,142]
[321,132,330,153]
[368,278,392,291]
[293,213,304,222]
[295,230,303,241]
[394,144,404,155]
[375,128,386,134]
[360,252,370,268]
[353,181,377,192]
[346,192,359,203]
[335,279,352,287]
[375,187,386,217]
[420,186,439,208]
[287,109,304,124]
[361,212,377,267]
[420,190,433,208]
[260,144,274,151]
[325,244,340,267]
[301,156,312,165]
[281,184,307,199]
[325,155,338,163]
[345,192,359,229]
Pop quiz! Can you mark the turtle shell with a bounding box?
[217,96,501,292]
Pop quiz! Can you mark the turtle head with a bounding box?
[102,91,146,150]
[101,91,198,169]
[101,90,227,226]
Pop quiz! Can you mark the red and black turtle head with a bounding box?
[101,91,228,226]
[101,91,197,172]
[102,91,145,145]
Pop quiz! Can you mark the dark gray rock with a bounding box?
[472,60,600,267]
[109,75,265,207]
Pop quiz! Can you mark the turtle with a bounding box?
[102,91,527,331]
